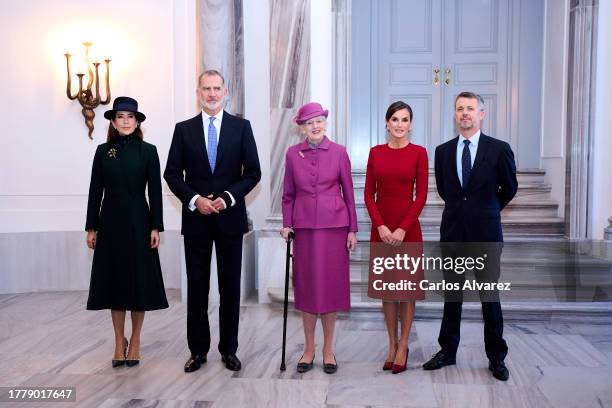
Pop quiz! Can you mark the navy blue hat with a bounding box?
[104,96,146,122]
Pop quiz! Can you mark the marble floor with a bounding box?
[1,291,611,408]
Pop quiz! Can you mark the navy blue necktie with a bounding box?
[207,117,217,172]
[462,140,471,187]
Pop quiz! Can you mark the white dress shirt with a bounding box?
[456,130,480,187]
[188,109,236,211]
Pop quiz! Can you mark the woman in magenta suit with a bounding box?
[364,101,428,373]
[281,102,358,374]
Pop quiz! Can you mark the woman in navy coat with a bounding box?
[85,97,168,368]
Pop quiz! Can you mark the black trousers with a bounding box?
[184,224,243,356]
[438,242,508,362]
[438,300,507,361]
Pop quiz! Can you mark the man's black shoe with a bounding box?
[489,360,509,381]
[221,354,242,371]
[422,351,456,370]
[184,354,207,373]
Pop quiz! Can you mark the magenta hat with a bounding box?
[294,102,329,124]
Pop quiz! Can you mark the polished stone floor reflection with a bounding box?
[1,291,611,407]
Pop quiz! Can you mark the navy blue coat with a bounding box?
[85,136,168,311]
[434,134,517,242]
[163,112,261,236]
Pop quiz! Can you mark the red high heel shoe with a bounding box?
[391,348,409,374]
[383,343,398,370]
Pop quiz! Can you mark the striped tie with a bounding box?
[207,116,217,172]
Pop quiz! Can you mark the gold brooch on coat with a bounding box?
[107,148,117,158]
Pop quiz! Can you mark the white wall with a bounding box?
[0,0,276,294]
[0,0,273,235]
[591,0,612,239]
[0,0,178,233]
[0,0,185,292]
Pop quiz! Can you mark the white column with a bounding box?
[310,0,333,129]
[173,0,197,302]
[540,0,569,218]
[244,0,277,303]
[243,0,271,231]
[592,0,612,239]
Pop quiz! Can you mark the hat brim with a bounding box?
[104,110,146,122]
[295,110,328,125]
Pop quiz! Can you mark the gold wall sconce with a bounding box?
[64,42,111,139]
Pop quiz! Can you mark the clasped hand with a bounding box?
[195,195,226,215]
[377,225,406,246]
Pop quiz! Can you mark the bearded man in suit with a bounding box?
[423,91,517,381]
[164,70,261,373]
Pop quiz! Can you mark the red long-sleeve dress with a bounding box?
[364,143,428,300]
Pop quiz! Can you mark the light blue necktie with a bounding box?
[207,116,217,171]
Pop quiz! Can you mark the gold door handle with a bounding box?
[434,68,440,86]
[445,68,451,85]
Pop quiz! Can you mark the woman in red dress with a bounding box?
[364,101,428,374]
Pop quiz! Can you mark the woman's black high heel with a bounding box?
[125,340,140,367]
[111,337,128,368]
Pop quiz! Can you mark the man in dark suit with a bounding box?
[164,70,261,373]
[423,92,517,381]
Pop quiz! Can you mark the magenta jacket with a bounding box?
[282,136,358,231]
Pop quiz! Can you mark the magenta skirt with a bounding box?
[292,227,351,313]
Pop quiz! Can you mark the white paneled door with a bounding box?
[351,0,512,168]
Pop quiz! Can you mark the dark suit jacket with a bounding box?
[163,111,261,236]
[434,133,517,242]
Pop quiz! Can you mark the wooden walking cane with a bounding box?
[280,231,295,371]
